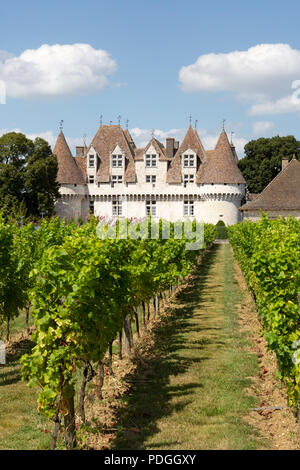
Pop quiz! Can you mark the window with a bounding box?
[145,154,157,167]
[112,175,123,184]
[183,154,195,168]
[89,155,95,168]
[146,199,156,216]
[88,175,95,184]
[183,174,194,187]
[146,175,156,183]
[112,154,123,168]
[112,198,122,216]
[89,200,94,215]
[183,200,194,216]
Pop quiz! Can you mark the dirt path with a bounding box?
[106,244,289,450]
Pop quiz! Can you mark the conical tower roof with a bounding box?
[54,131,85,185]
[198,130,246,184]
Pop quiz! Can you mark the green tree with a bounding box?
[0,132,60,218]
[238,135,300,193]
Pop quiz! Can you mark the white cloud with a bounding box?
[0,43,117,99]
[248,95,300,115]
[252,121,274,135]
[179,44,300,98]
[179,43,300,116]
[130,127,186,148]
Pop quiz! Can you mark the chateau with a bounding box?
[53,123,247,225]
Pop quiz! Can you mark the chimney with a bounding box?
[282,157,289,171]
[166,138,175,158]
[76,146,84,157]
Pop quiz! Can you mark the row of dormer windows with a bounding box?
[88,153,197,169]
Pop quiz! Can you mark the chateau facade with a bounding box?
[53,123,247,225]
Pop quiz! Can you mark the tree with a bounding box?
[238,135,300,194]
[0,132,60,218]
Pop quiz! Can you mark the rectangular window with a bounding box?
[145,154,157,167]
[112,199,122,216]
[146,175,156,183]
[89,200,94,215]
[146,199,156,216]
[183,200,194,216]
[112,175,123,184]
[88,175,95,184]
[112,154,123,168]
[89,155,95,168]
[183,174,194,186]
[183,154,195,168]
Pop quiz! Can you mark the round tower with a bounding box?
[198,130,246,225]
[53,130,86,220]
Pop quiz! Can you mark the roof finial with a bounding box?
[109,120,113,125]
[83,133,87,146]
[100,115,103,126]
[125,119,129,130]
[230,131,235,144]
[117,114,121,126]
[189,114,192,126]
[222,119,226,131]
[59,120,64,132]
[151,128,155,138]
[194,119,198,130]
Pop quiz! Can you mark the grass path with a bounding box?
[112,244,267,450]
[0,315,52,450]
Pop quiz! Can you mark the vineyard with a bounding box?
[229,216,300,416]
[0,215,216,449]
[1,214,300,450]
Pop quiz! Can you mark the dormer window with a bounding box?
[112,175,123,184]
[89,155,95,168]
[183,154,195,168]
[183,174,194,187]
[112,154,123,168]
[146,175,156,183]
[145,154,157,167]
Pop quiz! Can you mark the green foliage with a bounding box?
[228,215,300,409]
[238,135,300,193]
[19,217,215,422]
[0,215,216,443]
[0,216,29,333]
[0,132,60,218]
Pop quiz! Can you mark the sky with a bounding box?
[1,0,300,157]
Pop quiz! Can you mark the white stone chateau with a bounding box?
[53,123,247,225]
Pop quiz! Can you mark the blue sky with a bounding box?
[1,0,300,155]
